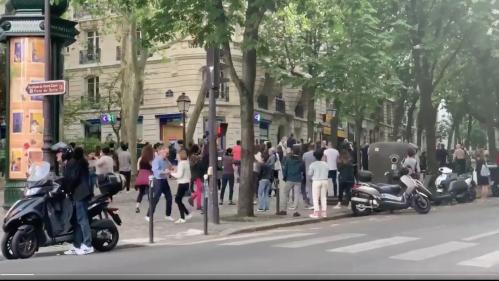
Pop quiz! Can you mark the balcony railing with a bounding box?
[79,48,101,64]
[276,98,286,113]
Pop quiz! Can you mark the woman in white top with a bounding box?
[170,149,192,223]
[308,150,330,219]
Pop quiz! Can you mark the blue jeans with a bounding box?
[73,200,92,248]
[220,174,235,202]
[258,179,271,210]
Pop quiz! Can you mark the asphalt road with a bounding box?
[3,199,499,279]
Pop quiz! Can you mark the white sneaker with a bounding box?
[165,216,175,222]
[309,213,320,219]
[64,246,80,255]
[175,219,186,224]
[347,202,351,209]
[333,203,342,209]
[79,245,94,255]
[185,214,193,220]
[306,206,314,210]
[145,216,150,222]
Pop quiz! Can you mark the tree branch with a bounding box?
[223,42,246,95]
[432,35,467,89]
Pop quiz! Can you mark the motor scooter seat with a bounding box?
[375,184,402,194]
[89,194,108,205]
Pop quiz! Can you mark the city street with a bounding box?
[2,199,499,279]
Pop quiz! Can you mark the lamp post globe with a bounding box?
[176,92,191,144]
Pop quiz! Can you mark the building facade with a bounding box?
[62,14,395,149]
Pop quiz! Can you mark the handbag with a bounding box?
[481,163,491,177]
[135,169,152,186]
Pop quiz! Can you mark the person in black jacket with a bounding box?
[63,147,94,256]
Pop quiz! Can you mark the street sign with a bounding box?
[25,80,66,96]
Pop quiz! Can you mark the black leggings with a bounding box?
[338,182,353,203]
[175,183,190,219]
[136,185,149,203]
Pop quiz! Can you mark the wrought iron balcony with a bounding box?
[79,48,101,64]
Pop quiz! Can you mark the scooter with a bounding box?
[1,162,124,260]
[351,168,432,216]
[433,167,476,205]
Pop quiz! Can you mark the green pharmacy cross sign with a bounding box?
[101,113,117,125]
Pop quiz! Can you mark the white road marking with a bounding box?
[330,224,339,227]
[328,236,419,254]
[274,233,366,248]
[220,233,314,246]
[390,241,476,261]
[462,230,499,242]
[458,251,499,268]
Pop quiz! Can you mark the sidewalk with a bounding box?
[0,180,352,247]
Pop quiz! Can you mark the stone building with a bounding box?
[61,12,395,149]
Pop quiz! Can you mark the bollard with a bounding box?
[203,174,209,235]
[275,178,280,215]
[148,175,155,244]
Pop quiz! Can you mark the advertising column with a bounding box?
[8,37,45,180]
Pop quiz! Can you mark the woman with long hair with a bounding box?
[135,144,154,213]
[64,147,93,255]
[188,144,206,211]
[334,149,355,209]
[476,151,491,202]
[171,149,192,223]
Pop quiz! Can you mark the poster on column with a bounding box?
[9,37,45,180]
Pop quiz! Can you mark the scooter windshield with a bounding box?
[27,161,51,187]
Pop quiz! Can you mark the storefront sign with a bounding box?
[9,37,45,179]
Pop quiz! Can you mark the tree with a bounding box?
[71,0,180,174]
[153,0,282,217]
[406,0,471,174]
[260,0,339,142]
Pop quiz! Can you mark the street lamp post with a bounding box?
[327,102,339,149]
[176,92,191,144]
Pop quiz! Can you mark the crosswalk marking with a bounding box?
[273,233,366,249]
[458,251,499,268]
[390,241,476,261]
[328,236,419,254]
[462,230,499,242]
[220,233,315,246]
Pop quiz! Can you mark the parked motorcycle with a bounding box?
[351,168,432,216]
[2,162,124,260]
[433,167,476,205]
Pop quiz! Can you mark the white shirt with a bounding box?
[171,160,191,184]
[96,155,114,175]
[324,148,339,171]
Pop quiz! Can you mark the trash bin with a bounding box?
[488,164,499,197]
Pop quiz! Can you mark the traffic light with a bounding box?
[218,122,228,137]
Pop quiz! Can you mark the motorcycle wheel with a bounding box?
[92,225,119,252]
[1,231,18,260]
[11,227,38,259]
[351,201,372,216]
[413,195,431,214]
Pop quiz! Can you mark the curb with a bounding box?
[221,212,353,236]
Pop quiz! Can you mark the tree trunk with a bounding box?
[416,109,423,148]
[186,66,209,145]
[487,124,496,156]
[454,117,462,147]
[405,99,417,142]
[421,87,438,174]
[330,100,341,149]
[392,91,407,141]
[466,114,472,149]
[447,120,455,151]
[304,85,316,143]
[355,116,363,176]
